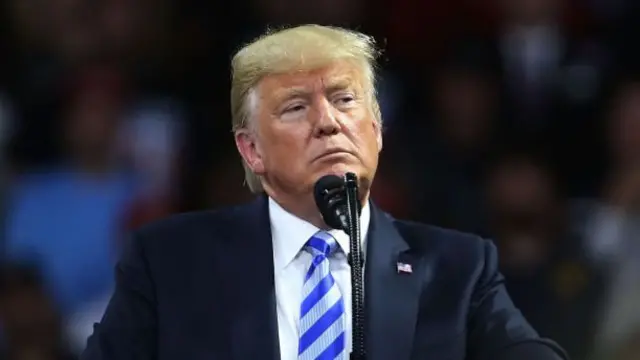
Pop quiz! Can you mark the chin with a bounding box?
[311,165,368,185]
[323,162,357,177]
[308,158,371,182]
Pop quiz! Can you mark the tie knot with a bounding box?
[304,231,339,258]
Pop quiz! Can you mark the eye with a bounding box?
[336,95,355,104]
[333,94,357,109]
[284,104,306,113]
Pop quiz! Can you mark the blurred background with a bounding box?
[0,0,639,359]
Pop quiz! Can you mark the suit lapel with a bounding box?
[365,205,426,360]
[228,196,280,360]
[222,199,425,360]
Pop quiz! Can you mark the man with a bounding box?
[81,25,568,360]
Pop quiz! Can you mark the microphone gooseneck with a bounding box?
[313,173,366,360]
[344,173,366,360]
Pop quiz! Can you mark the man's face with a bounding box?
[502,0,560,25]
[610,85,640,164]
[236,61,382,197]
[486,159,558,273]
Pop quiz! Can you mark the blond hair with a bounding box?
[230,24,382,193]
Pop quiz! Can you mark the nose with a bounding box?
[313,99,340,137]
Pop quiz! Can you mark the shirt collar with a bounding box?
[269,197,371,274]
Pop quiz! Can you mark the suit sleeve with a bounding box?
[466,239,569,360]
[80,232,157,360]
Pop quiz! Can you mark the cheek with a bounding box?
[353,117,380,145]
[262,126,309,162]
[363,122,382,157]
[343,108,368,131]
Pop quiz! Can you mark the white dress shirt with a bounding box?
[269,197,371,360]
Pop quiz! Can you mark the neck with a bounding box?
[265,187,370,229]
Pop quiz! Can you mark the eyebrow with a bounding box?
[276,87,309,101]
[325,79,354,94]
[273,77,359,104]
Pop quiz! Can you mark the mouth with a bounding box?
[314,149,355,161]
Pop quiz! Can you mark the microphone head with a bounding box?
[314,175,344,199]
[313,175,346,230]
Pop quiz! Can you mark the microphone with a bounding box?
[313,175,349,230]
[313,173,366,360]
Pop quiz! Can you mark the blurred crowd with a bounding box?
[1,0,639,359]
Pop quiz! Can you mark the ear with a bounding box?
[373,120,383,152]
[369,100,383,152]
[234,129,265,175]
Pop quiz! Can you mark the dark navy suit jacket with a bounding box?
[81,196,568,360]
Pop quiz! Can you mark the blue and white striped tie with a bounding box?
[298,231,347,360]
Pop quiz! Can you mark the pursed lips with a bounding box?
[313,149,355,161]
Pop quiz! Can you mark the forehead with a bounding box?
[257,61,365,101]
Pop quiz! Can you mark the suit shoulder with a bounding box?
[132,203,248,247]
[392,218,489,257]
[392,218,495,281]
[135,211,215,237]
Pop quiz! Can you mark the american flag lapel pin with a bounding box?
[396,262,413,274]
